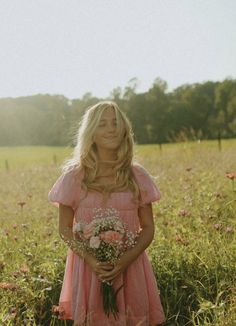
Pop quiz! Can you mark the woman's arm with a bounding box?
[99,203,155,282]
[59,203,89,260]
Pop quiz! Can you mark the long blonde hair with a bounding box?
[61,101,140,202]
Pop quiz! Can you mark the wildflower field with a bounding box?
[0,140,235,326]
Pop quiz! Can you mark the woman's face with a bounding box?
[93,107,125,151]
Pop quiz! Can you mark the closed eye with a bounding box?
[98,121,117,128]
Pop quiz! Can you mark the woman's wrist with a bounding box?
[83,251,93,264]
[119,247,140,267]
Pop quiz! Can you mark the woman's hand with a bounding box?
[97,205,155,283]
[85,254,114,280]
[98,254,131,283]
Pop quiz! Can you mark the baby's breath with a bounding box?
[72,207,138,264]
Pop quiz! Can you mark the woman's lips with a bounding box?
[104,136,117,139]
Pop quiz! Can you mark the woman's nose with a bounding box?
[107,123,116,133]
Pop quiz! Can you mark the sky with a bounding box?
[0,0,235,100]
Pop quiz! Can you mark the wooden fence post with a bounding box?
[5,159,9,172]
[218,131,222,152]
[53,154,57,165]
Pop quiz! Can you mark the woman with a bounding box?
[48,101,166,325]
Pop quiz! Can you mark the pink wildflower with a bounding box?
[213,223,222,230]
[226,172,236,180]
[0,282,18,291]
[225,226,234,233]
[178,209,190,217]
[20,264,30,273]
[51,305,65,317]
[12,271,21,278]
[100,230,123,244]
[175,234,189,246]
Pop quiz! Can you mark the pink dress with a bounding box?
[48,163,166,326]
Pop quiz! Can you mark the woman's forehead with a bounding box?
[100,106,117,119]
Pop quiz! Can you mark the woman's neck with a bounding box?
[97,148,117,161]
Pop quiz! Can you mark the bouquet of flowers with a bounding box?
[72,207,139,319]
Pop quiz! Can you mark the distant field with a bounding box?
[0,140,235,325]
[0,138,235,169]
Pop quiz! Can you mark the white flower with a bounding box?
[89,236,101,249]
[73,222,83,233]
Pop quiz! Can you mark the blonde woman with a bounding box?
[48,101,165,325]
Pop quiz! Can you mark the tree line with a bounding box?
[0,77,235,146]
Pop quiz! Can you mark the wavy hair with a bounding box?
[60,101,140,202]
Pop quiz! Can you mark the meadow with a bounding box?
[0,140,235,325]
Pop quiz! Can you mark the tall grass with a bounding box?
[0,140,235,325]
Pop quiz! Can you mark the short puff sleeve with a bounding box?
[48,169,81,210]
[132,163,161,206]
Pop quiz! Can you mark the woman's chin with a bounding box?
[102,143,121,151]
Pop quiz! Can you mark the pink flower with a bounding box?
[0,282,18,291]
[213,223,222,230]
[89,236,101,248]
[20,264,30,274]
[226,172,236,180]
[178,209,190,217]
[51,305,65,317]
[175,234,189,246]
[51,305,60,314]
[83,224,94,239]
[100,231,123,244]
[225,226,234,233]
